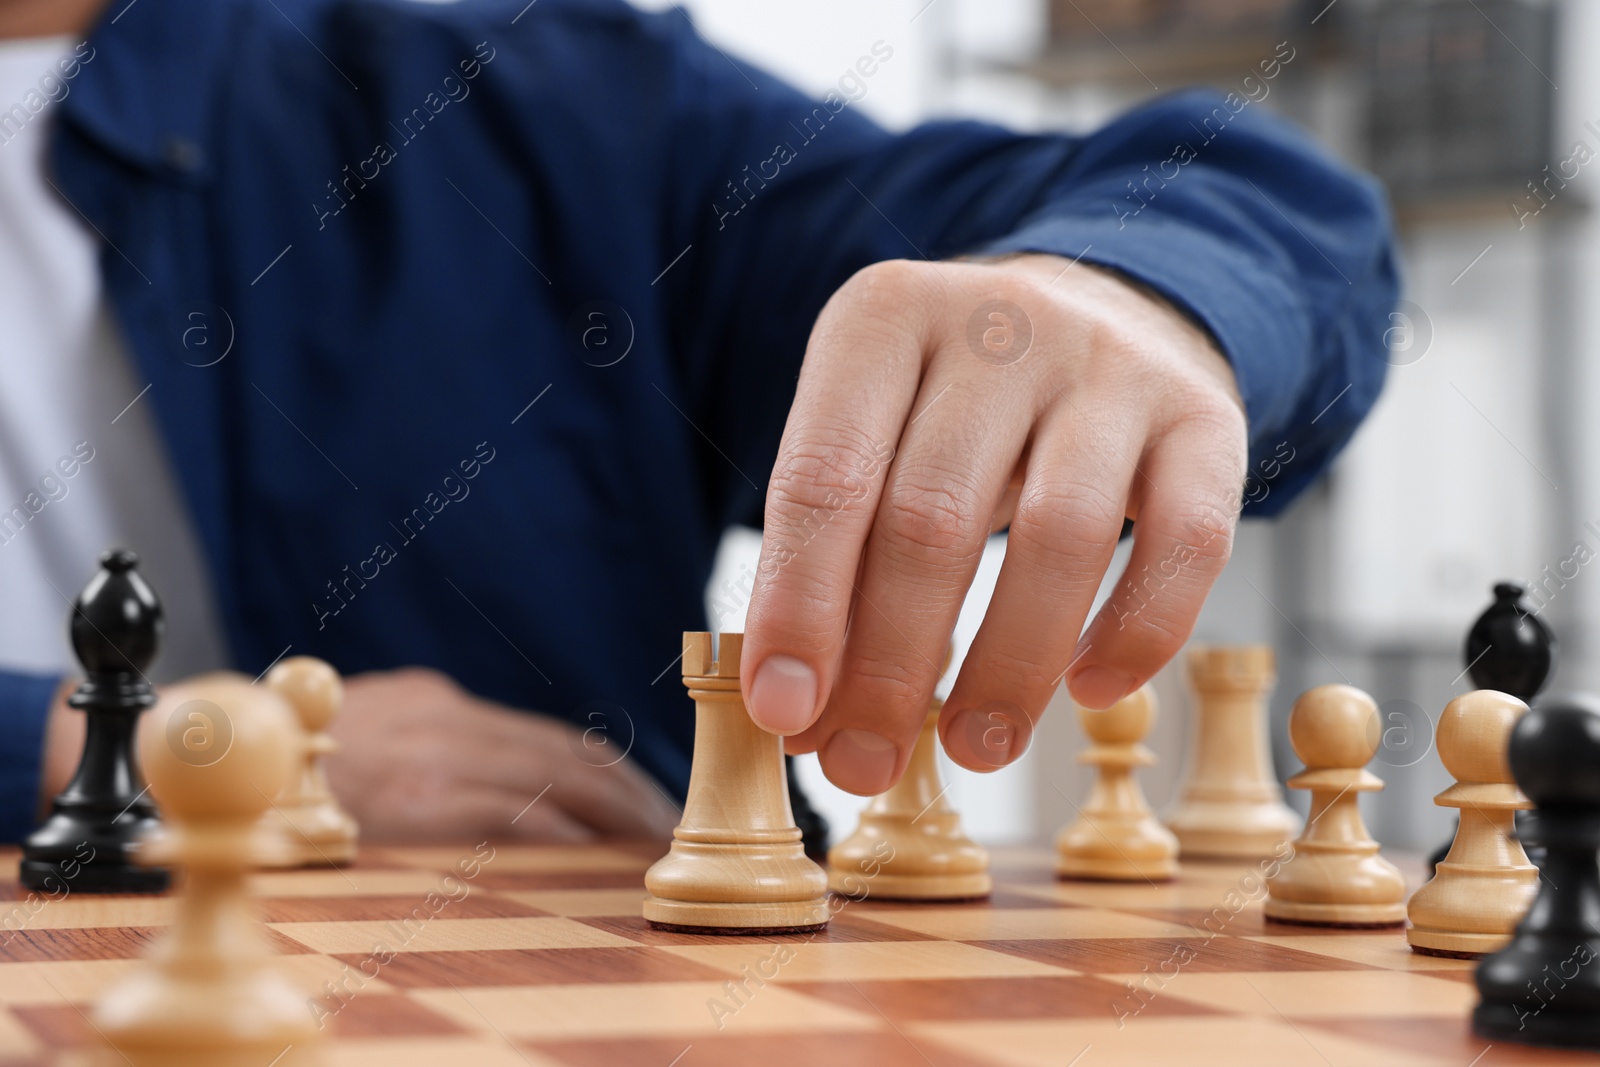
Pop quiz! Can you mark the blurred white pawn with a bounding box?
[92,677,320,1067]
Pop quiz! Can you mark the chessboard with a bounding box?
[0,843,1592,1067]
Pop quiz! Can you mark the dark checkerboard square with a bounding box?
[786,975,1222,1021]
[971,935,1376,974]
[333,947,733,987]
[528,1032,998,1067]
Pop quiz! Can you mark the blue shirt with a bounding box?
[0,0,1398,840]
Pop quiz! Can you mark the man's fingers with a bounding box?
[796,364,1032,794]
[467,709,681,839]
[364,785,596,844]
[940,404,1142,771]
[496,791,599,843]
[1066,417,1244,708]
[742,261,933,737]
[551,759,682,839]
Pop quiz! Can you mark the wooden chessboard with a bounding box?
[0,843,1592,1066]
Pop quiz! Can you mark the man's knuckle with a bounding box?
[848,652,926,708]
[1121,607,1194,660]
[879,476,983,561]
[768,437,881,522]
[1165,506,1235,569]
[1012,479,1123,549]
[1169,383,1247,439]
[843,259,931,316]
[972,644,1060,694]
[753,576,845,638]
[394,666,453,695]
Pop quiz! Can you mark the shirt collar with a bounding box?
[57,0,239,182]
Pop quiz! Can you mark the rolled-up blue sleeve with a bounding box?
[971,91,1397,515]
[0,671,61,843]
[613,5,1397,523]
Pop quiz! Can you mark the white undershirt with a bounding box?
[0,36,225,683]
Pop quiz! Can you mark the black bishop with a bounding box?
[20,549,170,893]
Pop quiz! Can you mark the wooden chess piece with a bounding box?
[827,698,991,901]
[1164,645,1300,859]
[1264,684,1406,927]
[643,632,828,933]
[1057,684,1179,882]
[1473,696,1600,1050]
[91,677,320,1066]
[22,549,170,894]
[1430,582,1554,871]
[1408,690,1538,958]
[256,657,359,868]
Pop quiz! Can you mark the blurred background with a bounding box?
[650,0,1593,852]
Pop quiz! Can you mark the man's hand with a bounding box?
[46,667,681,843]
[321,669,682,842]
[741,255,1247,795]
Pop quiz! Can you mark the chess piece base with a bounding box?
[1406,924,1519,957]
[1404,858,1538,961]
[90,1044,319,1067]
[255,806,359,869]
[1475,1003,1600,1051]
[827,869,992,901]
[1165,797,1299,860]
[19,857,170,895]
[1056,811,1179,884]
[93,966,320,1067]
[1263,899,1407,926]
[643,836,830,932]
[642,895,829,932]
[23,796,170,894]
[1409,942,1494,960]
[300,836,358,867]
[1265,847,1408,927]
[827,807,991,903]
[1057,855,1177,882]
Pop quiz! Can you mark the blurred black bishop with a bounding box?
[20,549,170,893]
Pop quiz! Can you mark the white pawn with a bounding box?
[1057,685,1179,882]
[93,677,320,1066]
[1264,684,1406,927]
[257,657,359,867]
[827,697,992,900]
[1407,690,1538,958]
[828,642,990,900]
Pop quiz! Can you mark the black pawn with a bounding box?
[1473,695,1600,1049]
[1431,581,1556,870]
[786,755,829,861]
[20,550,170,894]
